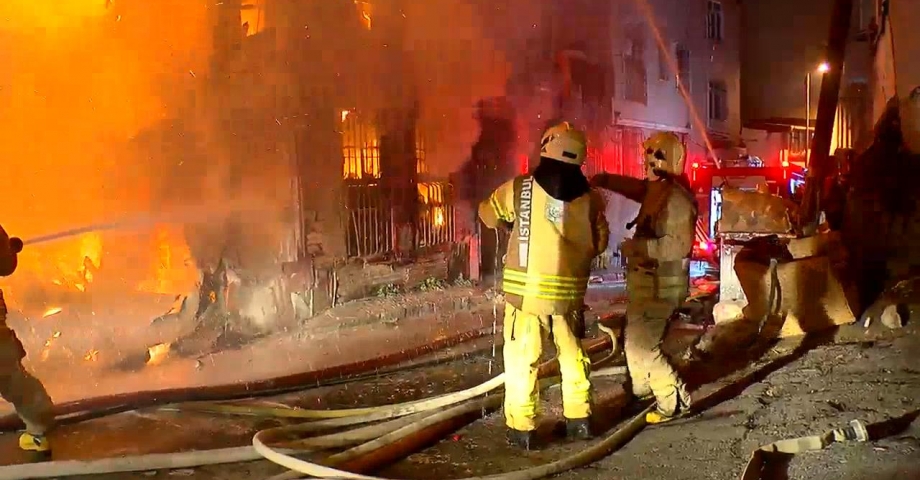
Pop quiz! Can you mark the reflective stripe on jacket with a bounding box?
[479,175,609,316]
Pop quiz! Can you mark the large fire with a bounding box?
[0,1,210,307]
[136,227,199,296]
[13,227,197,299]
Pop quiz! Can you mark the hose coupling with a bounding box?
[833,419,869,443]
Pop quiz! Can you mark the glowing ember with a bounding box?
[146,342,171,366]
[40,331,62,361]
[45,331,62,347]
[84,349,99,362]
[354,1,372,30]
[42,307,63,318]
[433,207,446,227]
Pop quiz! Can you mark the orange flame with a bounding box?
[146,343,171,366]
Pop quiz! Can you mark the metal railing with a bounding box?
[345,182,394,258]
[417,181,455,248]
[344,180,456,258]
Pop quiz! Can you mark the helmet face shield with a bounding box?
[644,146,668,180]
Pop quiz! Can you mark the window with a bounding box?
[675,44,691,92]
[658,44,671,80]
[622,25,648,104]
[240,1,267,36]
[707,1,723,41]
[708,81,728,122]
[341,112,381,180]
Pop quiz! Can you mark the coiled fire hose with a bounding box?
[0,327,647,480]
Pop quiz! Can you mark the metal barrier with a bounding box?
[344,180,456,258]
[345,182,394,258]
[417,181,455,248]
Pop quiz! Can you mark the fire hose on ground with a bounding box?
[0,326,652,480]
[0,317,876,480]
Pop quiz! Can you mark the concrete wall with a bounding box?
[889,0,920,97]
[871,0,920,127]
[741,0,875,124]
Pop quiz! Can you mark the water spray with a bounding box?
[634,0,721,168]
[19,199,278,247]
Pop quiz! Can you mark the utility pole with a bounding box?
[800,0,853,232]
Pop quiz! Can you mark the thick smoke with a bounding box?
[399,1,514,177]
[0,0,551,304]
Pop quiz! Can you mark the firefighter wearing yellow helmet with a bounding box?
[591,131,695,424]
[0,225,55,461]
[479,121,609,449]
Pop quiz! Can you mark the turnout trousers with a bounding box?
[502,303,591,432]
[0,290,55,436]
[623,268,691,416]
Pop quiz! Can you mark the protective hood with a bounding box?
[532,157,590,202]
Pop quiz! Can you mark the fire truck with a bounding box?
[687,157,806,264]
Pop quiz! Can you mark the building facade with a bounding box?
[606,0,743,167]
[541,0,743,249]
[154,0,746,285]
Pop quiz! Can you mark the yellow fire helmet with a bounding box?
[643,131,686,176]
[901,86,920,154]
[540,121,587,165]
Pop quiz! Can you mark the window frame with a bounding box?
[675,44,691,93]
[706,0,724,42]
[707,80,728,123]
[658,43,672,81]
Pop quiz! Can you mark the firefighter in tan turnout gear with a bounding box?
[0,225,55,460]
[591,131,694,424]
[479,122,609,450]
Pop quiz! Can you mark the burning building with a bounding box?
[0,0,747,383]
[0,0,517,384]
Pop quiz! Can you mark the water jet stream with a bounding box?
[21,200,277,246]
[634,0,721,168]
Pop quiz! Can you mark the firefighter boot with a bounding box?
[565,418,593,441]
[645,408,678,425]
[506,428,535,451]
[646,384,691,425]
[19,433,51,462]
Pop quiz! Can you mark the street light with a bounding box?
[805,62,830,165]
